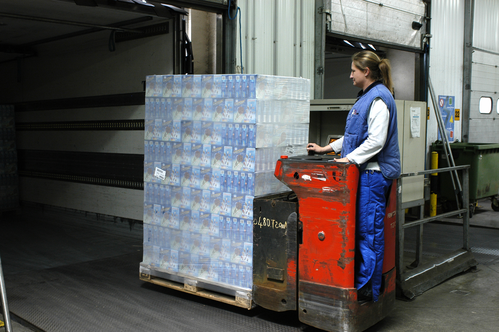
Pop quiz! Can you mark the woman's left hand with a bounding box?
[334,157,350,163]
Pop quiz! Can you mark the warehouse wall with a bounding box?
[427,0,464,148]
[0,29,174,221]
[234,0,315,96]
[429,0,499,145]
[473,0,499,54]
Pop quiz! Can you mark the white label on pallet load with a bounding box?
[154,167,166,180]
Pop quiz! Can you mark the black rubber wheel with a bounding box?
[469,203,475,218]
[491,197,499,212]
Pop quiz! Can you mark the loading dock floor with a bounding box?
[1,202,498,332]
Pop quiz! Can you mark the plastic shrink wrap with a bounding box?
[142,74,310,291]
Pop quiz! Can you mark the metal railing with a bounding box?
[396,165,477,299]
[0,255,12,332]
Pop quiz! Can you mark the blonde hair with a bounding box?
[352,51,394,95]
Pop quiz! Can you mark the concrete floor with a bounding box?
[1,199,498,332]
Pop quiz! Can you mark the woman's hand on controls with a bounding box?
[333,157,350,163]
[307,143,324,154]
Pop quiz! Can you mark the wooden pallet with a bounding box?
[139,271,253,310]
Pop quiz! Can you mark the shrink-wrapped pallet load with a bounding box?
[141,74,310,292]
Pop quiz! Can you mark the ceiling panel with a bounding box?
[0,0,184,62]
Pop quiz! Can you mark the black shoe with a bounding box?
[358,286,372,302]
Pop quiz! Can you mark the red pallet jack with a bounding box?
[253,155,396,332]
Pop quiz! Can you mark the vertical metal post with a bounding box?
[180,18,187,74]
[417,206,424,265]
[216,13,224,74]
[314,0,327,99]
[462,167,470,251]
[411,213,424,268]
[0,255,12,332]
[462,0,474,143]
[173,14,181,74]
[395,178,404,284]
[223,0,237,74]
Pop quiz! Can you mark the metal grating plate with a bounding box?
[5,253,311,332]
[0,207,312,332]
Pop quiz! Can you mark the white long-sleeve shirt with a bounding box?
[329,97,389,170]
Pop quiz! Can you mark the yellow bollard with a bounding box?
[430,151,438,217]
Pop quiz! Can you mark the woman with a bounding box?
[307,50,400,302]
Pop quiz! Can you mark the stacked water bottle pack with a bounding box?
[142,74,310,290]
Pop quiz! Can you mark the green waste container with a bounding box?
[431,142,499,211]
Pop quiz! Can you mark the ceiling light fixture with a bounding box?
[343,40,354,47]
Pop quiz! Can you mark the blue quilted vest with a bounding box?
[342,82,401,179]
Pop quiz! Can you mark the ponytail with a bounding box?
[378,58,394,95]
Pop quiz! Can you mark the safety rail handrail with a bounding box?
[402,209,468,229]
[395,164,476,299]
[399,165,469,176]
[0,254,12,332]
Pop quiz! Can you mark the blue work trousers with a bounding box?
[355,170,392,302]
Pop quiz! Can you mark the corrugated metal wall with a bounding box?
[429,0,499,145]
[235,0,315,94]
[427,0,465,147]
[473,0,499,53]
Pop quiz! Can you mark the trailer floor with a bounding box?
[1,202,499,332]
